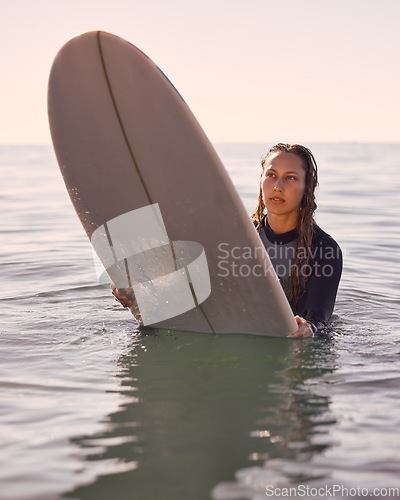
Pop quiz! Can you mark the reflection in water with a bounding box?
[65,331,338,500]
[213,337,340,498]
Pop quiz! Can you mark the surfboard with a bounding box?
[48,31,297,337]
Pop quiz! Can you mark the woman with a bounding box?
[113,142,342,338]
[251,143,342,338]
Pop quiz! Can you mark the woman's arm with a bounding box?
[289,231,343,339]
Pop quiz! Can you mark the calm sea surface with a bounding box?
[0,144,399,500]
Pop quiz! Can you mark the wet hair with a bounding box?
[251,143,319,310]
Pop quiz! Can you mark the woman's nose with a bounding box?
[273,179,284,191]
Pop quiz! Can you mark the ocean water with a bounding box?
[0,143,399,500]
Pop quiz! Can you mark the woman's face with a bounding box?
[260,151,306,220]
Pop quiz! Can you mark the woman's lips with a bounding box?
[270,197,285,203]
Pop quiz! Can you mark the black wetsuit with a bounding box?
[259,217,342,336]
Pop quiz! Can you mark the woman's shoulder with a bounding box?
[312,224,342,259]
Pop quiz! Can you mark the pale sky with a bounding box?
[1,0,399,144]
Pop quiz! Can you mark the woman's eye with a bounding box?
[287,175,297,181]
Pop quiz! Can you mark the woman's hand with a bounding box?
[111,287,133,308]
[111,286,143,325]
[287,315,314,339]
